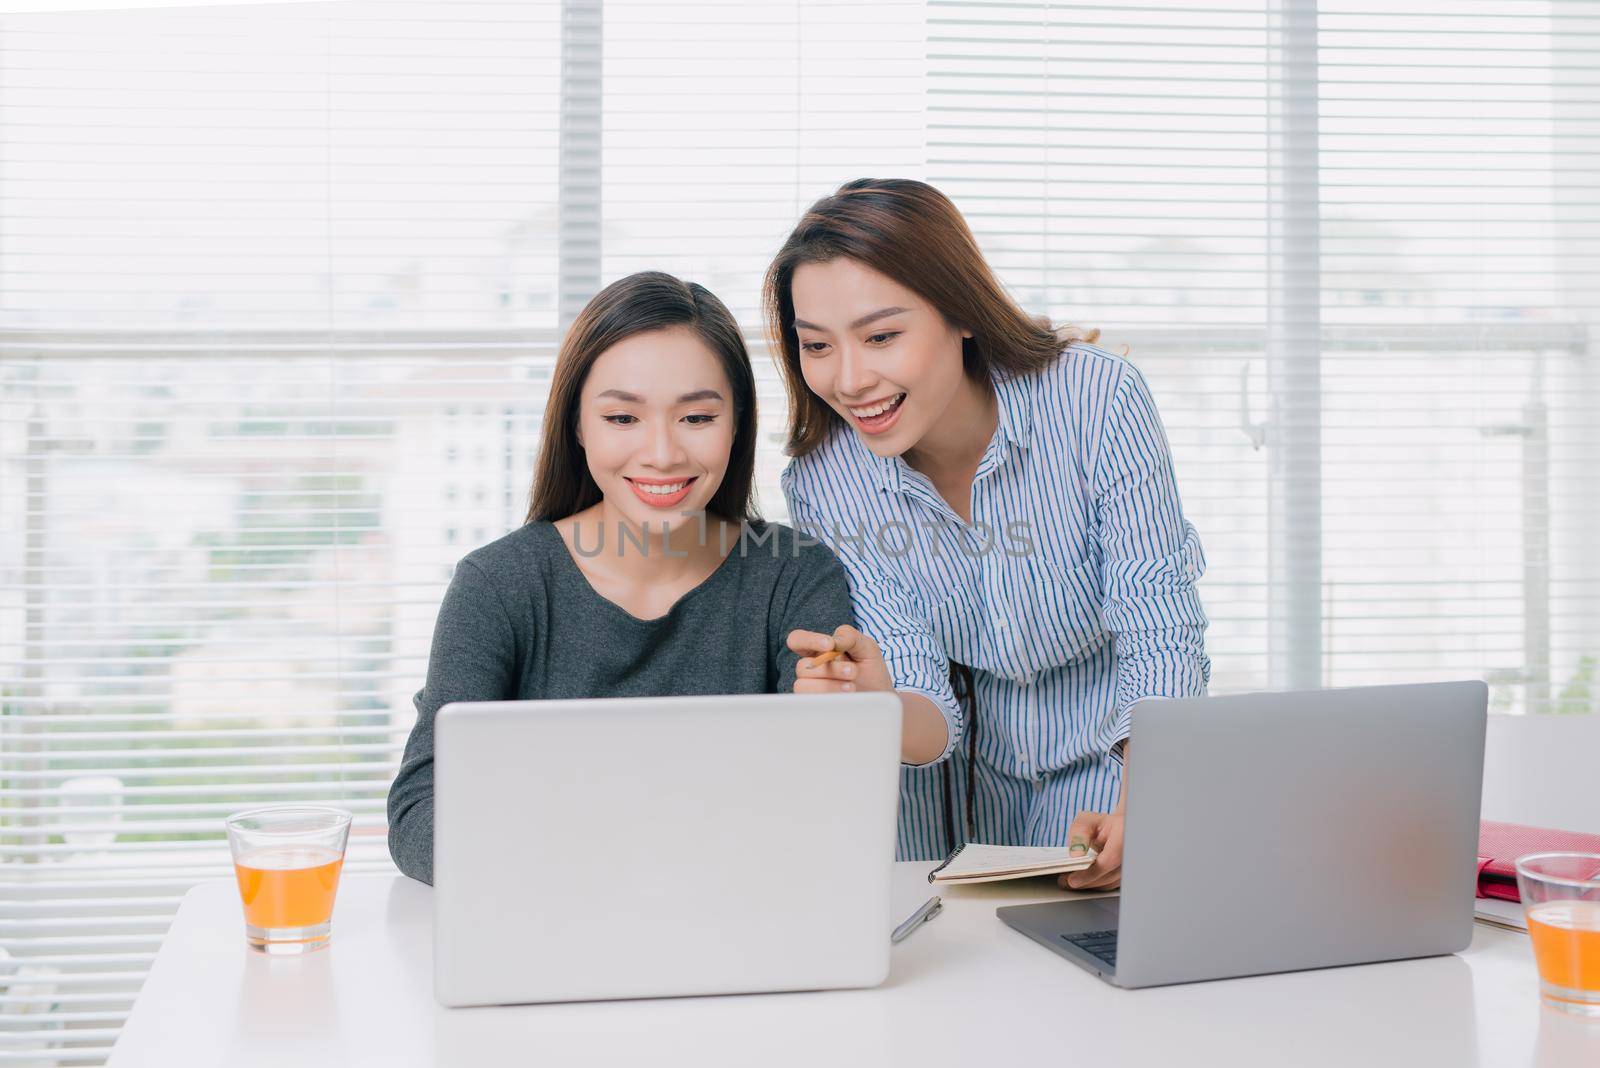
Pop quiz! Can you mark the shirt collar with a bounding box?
[993,370,1034,449]
[874,449,903,494]
[869,370,1033,494]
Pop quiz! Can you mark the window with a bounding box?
[2,1,1595,1061]
[927,0,1599,711]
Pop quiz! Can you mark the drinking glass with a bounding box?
[225,806,351,955]
[1515,852,1600,1019]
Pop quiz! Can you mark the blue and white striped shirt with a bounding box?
[782,343,1211,860]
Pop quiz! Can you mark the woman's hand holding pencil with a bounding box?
[787,625,895,695]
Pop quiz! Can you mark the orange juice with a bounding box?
[1526,900,1600,994]
[233,845,344,930]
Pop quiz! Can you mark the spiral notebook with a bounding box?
[927,842,1098,885]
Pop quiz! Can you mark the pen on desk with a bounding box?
[891,895,943,944]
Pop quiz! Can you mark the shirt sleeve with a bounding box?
[1092,363,1212,762]
[785,484,964,766]
[386,557,518,885]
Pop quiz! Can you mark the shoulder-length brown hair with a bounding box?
[526,271,759,523]
[763,178,1099,457]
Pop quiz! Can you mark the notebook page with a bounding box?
[937,842,1096,880]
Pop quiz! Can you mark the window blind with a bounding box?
[927,0,1600,713]
[593,0,927,505]
[0,1,925,1062]
[0,3,569,1063]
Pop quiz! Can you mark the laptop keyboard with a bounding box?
[1061,929,1119,968]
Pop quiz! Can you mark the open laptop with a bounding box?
[999,680,1488,988]
[431,693,902,1007]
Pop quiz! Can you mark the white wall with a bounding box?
[1480,715,1600,831]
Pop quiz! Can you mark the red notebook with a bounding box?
[1476,820,1600,902]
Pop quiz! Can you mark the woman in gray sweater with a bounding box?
[387,272,859,884]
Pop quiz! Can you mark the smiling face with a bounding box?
[576,325,735,532]
[790,257,972,458]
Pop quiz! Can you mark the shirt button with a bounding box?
[993,614,1008,629]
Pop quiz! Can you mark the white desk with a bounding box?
[107,864,1600,1068]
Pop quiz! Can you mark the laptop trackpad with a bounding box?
[1049,895,1121,935]
[996,895,1122,940]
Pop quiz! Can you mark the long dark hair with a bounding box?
[763,177,1098,457]
[526,271,759,524]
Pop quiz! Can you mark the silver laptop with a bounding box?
[432,693,902,1007]
[999,681,1487,988]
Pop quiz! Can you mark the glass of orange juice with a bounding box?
[225,806,352,955]
[1516,851,1600,1019]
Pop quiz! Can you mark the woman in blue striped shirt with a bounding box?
[769,179,1211,889]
